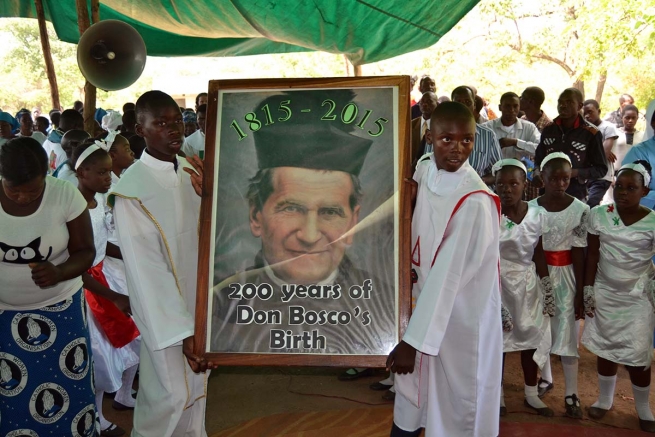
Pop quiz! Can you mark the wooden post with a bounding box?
[595,70,607,107]
[34,0,61,110]
[353,64,363,77]
[75,0,98,135]
[343,55,351,76]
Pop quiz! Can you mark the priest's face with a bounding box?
[249,167,360,284]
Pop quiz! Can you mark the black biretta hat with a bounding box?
[252,91,373,176]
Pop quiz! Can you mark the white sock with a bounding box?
[525,384,548,409]
[632,384,655,421]
[500,385,505,408]
[540,356,553,385]
[561,356,579,399]
[95,390,111,430]
[114,364,138,407]
[591,374,616,410]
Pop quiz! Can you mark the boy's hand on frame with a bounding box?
[182,335,218,373]
[184,155,204,197]
[386,340,416,374]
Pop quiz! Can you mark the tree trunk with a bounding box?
[595,70,607,106]
[573,78,585,100]
[75,0,98,135]
[343,55,351,76]
[34,0,61,110]
[353,64,363,77]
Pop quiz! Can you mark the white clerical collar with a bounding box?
[426,156,471,196]
[140,149,179,172]
[263,260,339,287]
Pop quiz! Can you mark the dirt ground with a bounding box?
[103,342,654,435]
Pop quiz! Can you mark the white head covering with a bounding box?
[540,152,572,171]
[75,133,115,170]
[101,110,122,132]
[492,158,527,176]
[619,162,651,187]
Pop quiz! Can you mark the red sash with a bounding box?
[544,250,572,266]
[84,262,139,348]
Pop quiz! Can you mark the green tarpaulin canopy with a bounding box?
[0,0,479,64]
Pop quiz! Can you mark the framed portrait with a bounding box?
[194,76,412,366]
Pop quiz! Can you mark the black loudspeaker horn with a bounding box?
[77,20,147,91]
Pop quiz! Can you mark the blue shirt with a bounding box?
[623,137,655,207]
[467,124,502,177]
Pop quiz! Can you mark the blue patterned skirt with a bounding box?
[0,289,99,436]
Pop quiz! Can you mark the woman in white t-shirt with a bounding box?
[0,137,99,436]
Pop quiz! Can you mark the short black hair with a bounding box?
[122,102,135,113]
[451,86,474,101]
[562,88,583,104]
[0,137,49,185]
[36,116,50,129]
[622,104,638,114]
[72,138,110,171]
[61,129,91,156]
[50,111,61,127]
[521,87,546,106]
[59,109,84,132]
[135,90,179,123]
[619,94,634,104]
[73,100,84,111]
[500,92,520,105]
[475,95,484,113]
[122,109,136,129]
[430,101,475,129]
[583,99,600,110]
[196,104,207,115]
[195,92,208,107]
[127,134,146,159]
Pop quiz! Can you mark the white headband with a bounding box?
[492,158,527,176]
[540,152,572,171]
[74,131,116,170]
[619,163,651,187]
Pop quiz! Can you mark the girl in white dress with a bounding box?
[581,160,655,433]
[73,138,140,436]
[101,132,140,411]
[494,159,555,417]
[602,105,645,204]
[528,152,589,419]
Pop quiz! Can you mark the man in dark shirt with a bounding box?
[410,76,436,119]
[534,88,607,200]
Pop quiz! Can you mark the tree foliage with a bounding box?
[478,0,655,105]
[0,19,84,112]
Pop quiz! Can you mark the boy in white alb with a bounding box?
[109,91,213,437]
[388,102,502,437]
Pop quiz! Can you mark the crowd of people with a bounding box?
[0,79,654,437]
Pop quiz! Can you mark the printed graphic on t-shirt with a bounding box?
[0,237,52,264]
